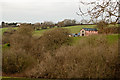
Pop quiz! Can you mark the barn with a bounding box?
[80,28,98,36]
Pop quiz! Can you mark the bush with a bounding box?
[16,24,34,36]
[10,25,34,54]
[99,27,120,34]
[96,20,108,30]
[96,20,120,34]
[26,35,118,78]
[2,49,35,74]
[2,25,36,74]
[40,28,72,51]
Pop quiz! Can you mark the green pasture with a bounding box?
[33,25,96,36]
[64,25,96,33]
[33,28,56,36]
[71,34,119,45]
[31,24,119,36]
[1,24,119,35]
[1,25,95,36]
[1,24,119,36]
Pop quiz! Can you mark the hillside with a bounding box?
[33,25,96,36]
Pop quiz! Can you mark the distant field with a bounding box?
[1,24,119,36]
[1,25,96,36]
[33,28,55,36]
[64,25,96,33]
[71,34,119,45]
[33,25,96,36]
[1,25,119,45]
[28,24,119,36]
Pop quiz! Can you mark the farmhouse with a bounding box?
[80,28,98,36]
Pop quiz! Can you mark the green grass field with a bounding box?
[64,25,96,33]
[1,25,96,36]
[33,24,119,36]
[1,24,119,35]
[33,28,55,36]
[72,34,119,45]
[33,25,96,36]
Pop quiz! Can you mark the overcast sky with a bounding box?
[0,0,86,23]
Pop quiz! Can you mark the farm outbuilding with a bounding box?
[80,28,98,36]
[68,33,80,37]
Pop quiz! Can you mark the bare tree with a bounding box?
[77,0,119,24]
[77,0,120,78]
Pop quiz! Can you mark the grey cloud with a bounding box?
[1,0,82,23]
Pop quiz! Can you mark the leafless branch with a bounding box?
[77,0,119,23]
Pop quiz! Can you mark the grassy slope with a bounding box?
[72,34,119,45]
[64,25,96,33]
[33,25,96,36]
[33,28,55,36]
[1,24,119,35]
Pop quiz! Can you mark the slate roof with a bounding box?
[82,28,98,31]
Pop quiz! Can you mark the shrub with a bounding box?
[10,25,34,54]
[26,35,118,78]
[40,28,72,51]
[96,20,120,34]
[101,27,120,34]
[2,25,37,74]
[96,20,108,30]
[17,24,34,36]
[2,49,35,74]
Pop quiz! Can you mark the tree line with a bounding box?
[1,19,78,29]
